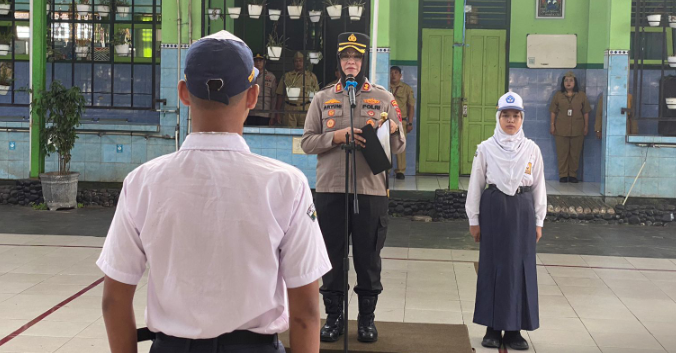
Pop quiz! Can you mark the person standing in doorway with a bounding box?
[246,53,277,126]
[389,66,415,180]
[274,51,319,127]
[549,71,591,183]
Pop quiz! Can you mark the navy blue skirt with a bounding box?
[473,188,539,331]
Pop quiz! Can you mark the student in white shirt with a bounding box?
[465,92,546,351]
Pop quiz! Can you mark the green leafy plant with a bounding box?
[346,0,365,6]
[115,0,129,6]
[267,29,286,48]
[0,0,11,5]
[98,0,111,6]
[78,0,90,5]
[290,0,304,6]
[324,0,341,6]
[77,202,84,208]
[112,28,130,45]
[0,31,13,45]
[31,202,49,211]
[31,81,86,175]
[0,64,12,86]
[249,0,266,5]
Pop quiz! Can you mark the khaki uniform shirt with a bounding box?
[549,91,592,137]
[253,70,277,118]
[301,79,406,196]
[276,70,319,105]
[390,81,415,119]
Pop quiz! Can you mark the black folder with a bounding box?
[360,124,392,175]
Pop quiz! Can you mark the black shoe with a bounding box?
[503,331,529,350]
[481,327,502,348]
[569,177,579,183]
[357,296,378,343]
[559,177,568,183]
[320,295,344,342]
[396,173,405,180]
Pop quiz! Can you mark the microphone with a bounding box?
[345,75,358,108]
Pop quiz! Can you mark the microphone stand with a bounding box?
[340,80,359,353]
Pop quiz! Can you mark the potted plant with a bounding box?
[96,0,110,17]
[227,6,241,19]
[287,0,303,20]
[32,81,86,211]
[325,0,341,20]
[77,0,91,17]
[0,0,11,15]
[667,98,676,110]
[669,15,676,28]
[113,28,130,56]
[208,8,221,20]
[309,9,321,22]
[0,31,12,56]
[308,51,322,64]
[75,39,89,59]
[267,30,285,61]
[347,0,364,20]
[248,0,264,19]
[0,64,11,96]
[46,0,51,14]
[115,0,130,17]
[268,8,281,21]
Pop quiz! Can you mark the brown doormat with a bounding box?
[279,321,473,353]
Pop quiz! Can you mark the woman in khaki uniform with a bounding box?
[549,71,591,183]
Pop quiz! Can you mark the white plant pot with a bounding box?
[326,5,342,20]
[286,87,301,101]
[0,44,10,56]
[268,8,281,21]
[309,91,315,101]
[75,46,89,58]
[0,4,10,15]
[227,7,241,19]
[76,4,91,16]
[208,8,221,20]
[309,51,320,64]
[267,46,282,61]
[115,43,130,56]
[116,5,130,17]
[287,5,302,20]
[670,15,676,28]
[96,5,109,16]
[46,4,50,13]
[668,56,676,68]
[667,98,676,110]
[0,85,9,96]
[348,6,363,20]
[248,4,263,19]
[647,14,661,27]
[309,10,321,22]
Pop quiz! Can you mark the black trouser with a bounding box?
[315,192,389,297]
[149,332,284,353]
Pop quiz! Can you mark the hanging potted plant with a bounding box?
[325,0,342,20]
[115,0,130,17]
[0,0,11,15]
[309,9,321,22]
[268,8,281,21]
[248,0,264,19]
[347,0,364,21]
[77,0,91,17]
[0,64,11,96]
[0,31,12,56]
[666,98,676,110]
[33,81,86,211]
[669,15,676,29]
[668,55,676,68]
[46,0,51,14]
[647,6,663,27]
[96,0,110,17]
[75,39,89,59]
[113,28,130,57]
[266,30,285,61]
[287,0,303,20]
[208,8,222,20]
[308,51,322,64]
[227,6,241,19]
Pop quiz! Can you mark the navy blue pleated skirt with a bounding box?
[473,188,539,331]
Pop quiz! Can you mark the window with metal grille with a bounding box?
[420,0,509,30]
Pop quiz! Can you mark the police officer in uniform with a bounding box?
[274,51,319,127]
[302,32,406,344]
[549,71,591,183]
[247,53,277,126]
[389,66,416,180]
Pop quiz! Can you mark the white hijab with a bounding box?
[482,111,537,196]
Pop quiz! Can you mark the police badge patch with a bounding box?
[307,204,317,222]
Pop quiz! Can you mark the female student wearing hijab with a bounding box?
[465,92,547,350]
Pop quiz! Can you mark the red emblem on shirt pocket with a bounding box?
[395,107,402,122]
[326,118,336,128]
[367,110,375,117]
[391,100,398,107]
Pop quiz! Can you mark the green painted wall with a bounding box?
[609,0,631,49]
[371,0,391,48]
[389,0,418,63]
[161,0,203,44]
[587,0,610,64]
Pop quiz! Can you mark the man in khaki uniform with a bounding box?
[246,53,277,126]
[389,66,415,180]
[549,71,591,183]
[274,51,319,127]
[594,93,638,139]
[302,32,405,344]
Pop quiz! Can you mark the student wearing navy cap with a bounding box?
[98,31,331,353]
[465,92,546,350]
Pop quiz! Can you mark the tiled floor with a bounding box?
[389,176,602,196]
[1,234,675,352]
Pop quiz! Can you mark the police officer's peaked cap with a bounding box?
[337,32,369,54]
[253,53,266,60]
[294,51,304,59]
[564,71,576,78]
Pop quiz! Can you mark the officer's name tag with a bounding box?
[567,109,573,117]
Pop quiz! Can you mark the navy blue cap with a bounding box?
[184,31,259,105]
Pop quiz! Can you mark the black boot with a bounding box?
[481,327,502,348]
[320,294,344,342]
[503,331,529,350]
[357,296,378,343]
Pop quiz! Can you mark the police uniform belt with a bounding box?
[150,330,278,346]
[285,101,312,106]
[488,184,532,194]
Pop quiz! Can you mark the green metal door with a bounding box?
[419,29,454,174]
[461,29,507,175]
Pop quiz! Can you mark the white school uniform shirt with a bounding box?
[465,142,547,227]
[96,133,331,339]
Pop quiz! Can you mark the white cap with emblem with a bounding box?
[497,92,524,111]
